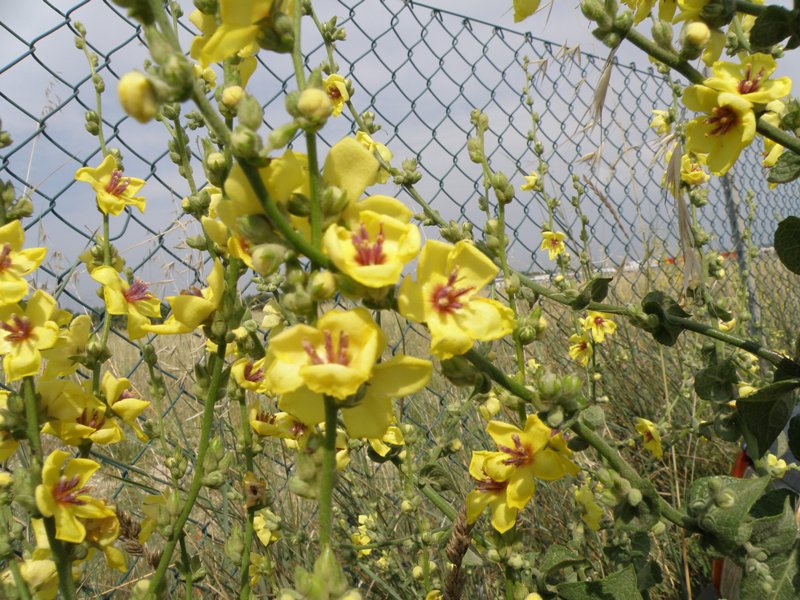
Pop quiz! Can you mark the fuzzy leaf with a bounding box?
[768,154,800,185]
[739,539,800,599]
[775,216,800,275]
[539,544,588,578]
[639,291,690,346]
[695,359,738,402]
[738,380,800,460]
[789,415,800,461]
[749,6,795,49]
[557,566,643,600]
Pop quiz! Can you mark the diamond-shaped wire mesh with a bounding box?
[3,0,800,595]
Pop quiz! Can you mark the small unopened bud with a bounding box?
[268,122,299,150]
[118,71,158,123]
[297,88,332,124]
[251,243,288,276]
[309,271,336,301]
[222,85,244,108]
[230,126,263,160]
[237,94,264,130]
[686,21,711,47]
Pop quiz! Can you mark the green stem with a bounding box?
[147,340,228,595]
[22,377,42,462]
[43,518,78,600]
[570,420,697,531]
[6,557,33,600]
[318,396,339,549]
[291,0,306,88]
[237,390,256,600]
[618,27,703,85]
[306,131,323,250]
[418,484,458,522]
[464,349,540,409]
[178,534,193,599]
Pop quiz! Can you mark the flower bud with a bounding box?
[297,88,332,124]
[221,85,244,109]
[309,270,337,301]
[651,20,673,49]
[268,122,299,150]
[230,126,263,160]
[118,71,158,123]
[237,94,264,130]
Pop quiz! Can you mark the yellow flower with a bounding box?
[483,416,580,503]
[568,333,593,366]
[265,308,383,399]
[673,0,711,22]
[540,231,566,260]
[513,0,541,22]
[144,259,224,334]
[250,410,307,444]
[325,135,382,200]
[680,153,710,186]
[41,314,91,379]
[278,354,432,439]
[650,109,672,136]
[520,172,538,191]
[35,450,115,543]
[192,0,272,66]
[368,424,405,458]
[683,86,756,175]
[0,220,46,306]
[74,154,146,216]
[323,196,421,288]
[232,356,268,391]
[101,372,150,442]
[324,74,349,116]
[762,100,785,170]
[574,481,603,531]
[704,53,791,106]
[40,380,123,446]
[253,508,281,546]
[1,559,57,600]
[398,240,515,359]
[466,451,518,533]
[0,290,59,381]
[83,514,126,572]
[0,391,19,461]
[355,131,393,184]
[624,0,677,22]
[580,311,616,343]
[91,266,161,340]
[635,418,663,459]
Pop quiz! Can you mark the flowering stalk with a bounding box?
[318,395,339,549]
[146,338,228,595]
[237,387,256,600]
[21,377,78,600]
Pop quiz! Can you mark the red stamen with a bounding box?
[328,85,342,100]
[498,434,532,467]
[706,106,739,137]
[105,170,130,196]
[123,279,152,303]
[180,287,203,297]
[76,408,106,430]
[243,362,264,382]
[1,315,33,343]
[52,475,90,505]
[475,477,508,493]
[302,331,350,366]
[429,269,473,315]
[352,223,387,266]
[737,64,764,95]
[0,244,12,271]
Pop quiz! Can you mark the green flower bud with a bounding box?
[230,126,263,160]
[251,243,288,276]
[309,271,337,301]
[627,488,643,507]
[467,137,484,163]
[237,94,264,130]
[268,122,299,150]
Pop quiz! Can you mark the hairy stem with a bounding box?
[318,396,339,549]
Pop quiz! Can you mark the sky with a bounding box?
[0,0,798,310]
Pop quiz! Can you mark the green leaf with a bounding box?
[774,216,800,275]
[768,153,800,184]
[557,566,643,600]
[570,277,612,310]
[749,490,798,556]
[688,476,770,555]
[749,5,795,49]
[695,359,738,402]
[775,357,800,382]
[739,539,800,600]
[738,380,800,460]
[639,291,690,347]
[789,415,800,460]
[539,544,589,578]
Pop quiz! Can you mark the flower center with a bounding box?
[429,269,473,315]
[498,434,533,467]
[77,408,106,430]
[352,223,387,266]
[706,106,739,137]
[593,316,605,327]
[244,361,264,382]
[475,477,508,493]
[181,287,203,297]
[737,65,764,95]
[1,315,33,343]
[0,244,12,272]
[123,279,152,303]
[105,170,130,196]
[303,330,350,366]
[53,475,90,505]
[328,85,342,100]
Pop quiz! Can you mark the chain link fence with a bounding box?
[3,0,800,596]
